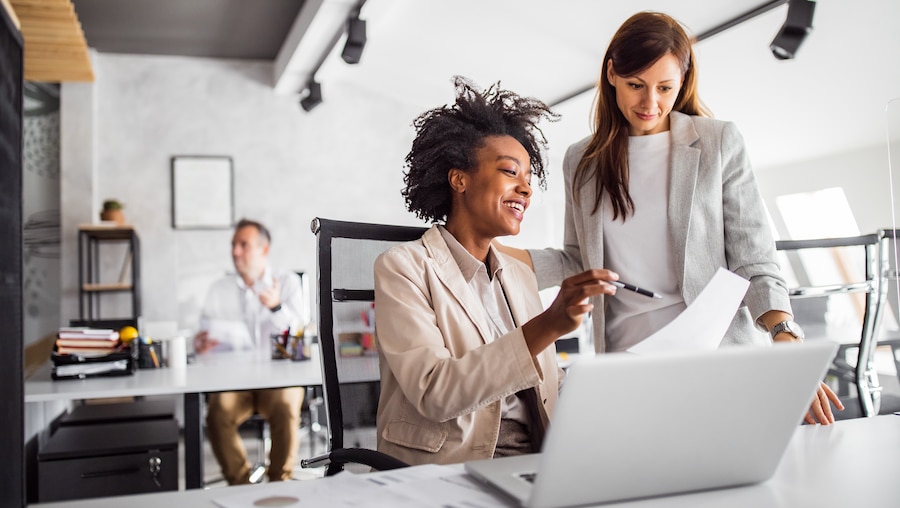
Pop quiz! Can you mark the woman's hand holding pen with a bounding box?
[522,269,618,356]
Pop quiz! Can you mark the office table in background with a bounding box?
[29,414,900,507]
[25,348,323,489]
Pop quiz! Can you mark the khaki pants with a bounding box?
[206,387,304,484]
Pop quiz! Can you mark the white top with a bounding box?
[200,266,303,351]
[603,132,686,352]
[24,348,323,402]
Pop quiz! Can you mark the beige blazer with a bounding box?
[374,226,562,466]
[530,112,792,352]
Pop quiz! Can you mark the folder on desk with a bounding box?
[51,343,137,380]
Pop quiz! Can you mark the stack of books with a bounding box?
[55,327,121,356]
[52,327,136,380]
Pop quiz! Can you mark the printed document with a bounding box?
[627,267,750,354]
[201,318,254,352]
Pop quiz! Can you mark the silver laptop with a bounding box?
[465,342,837,508]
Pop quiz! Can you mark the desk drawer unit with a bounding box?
[38,419,178,502]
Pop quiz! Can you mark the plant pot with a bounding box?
[100,209,125,225]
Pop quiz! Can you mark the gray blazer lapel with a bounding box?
[667,112,701,294]
[422,227,493,344]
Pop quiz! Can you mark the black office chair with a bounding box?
[775,233,885,417]
[300,218,425,476]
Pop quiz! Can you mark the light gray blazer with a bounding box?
[529,111,792,353]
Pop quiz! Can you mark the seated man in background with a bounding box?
[194,218,305,484]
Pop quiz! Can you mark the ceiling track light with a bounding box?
[341,13,367,64]
[770,0,816,60]
[300,80,323,112]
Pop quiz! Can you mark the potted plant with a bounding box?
[100,199,126,225]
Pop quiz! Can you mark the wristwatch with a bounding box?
[269,303,282,313]
[770,320,804,342]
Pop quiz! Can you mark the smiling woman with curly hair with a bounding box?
[373,77,615,466]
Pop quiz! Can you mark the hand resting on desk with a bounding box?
[193,331,220,354]
[194,319,255,354]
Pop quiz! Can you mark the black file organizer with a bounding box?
[50,342,138,380]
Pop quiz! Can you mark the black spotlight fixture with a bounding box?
[300,80,322,112]
[770,0,816,60]
[341,14,367,64]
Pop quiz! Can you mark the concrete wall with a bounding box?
[61,54,417,332]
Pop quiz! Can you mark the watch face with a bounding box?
[783,320,804,339]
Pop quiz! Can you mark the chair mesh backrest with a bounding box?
[311,218,426,472]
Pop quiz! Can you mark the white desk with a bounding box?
[30,415,900,507]
[25,348,322,489]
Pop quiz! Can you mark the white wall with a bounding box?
[755,142,893,238]
[60,54,422,331]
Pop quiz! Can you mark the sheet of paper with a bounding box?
[627,267,750,354]
[201,318,254,352]
[212,464,476,508]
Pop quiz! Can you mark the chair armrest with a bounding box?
[788,282,873,298]
[300,447,409,472]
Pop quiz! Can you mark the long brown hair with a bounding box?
[575,11,711,220]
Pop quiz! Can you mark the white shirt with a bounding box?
[200,266,304,352]
[439,226,527,424]
[603,132,687,352]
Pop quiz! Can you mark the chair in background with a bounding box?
[874,229,900,393]
[775,233,885,417]
[301,218,425,476]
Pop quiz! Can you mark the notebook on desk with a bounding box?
[465,342,837,508]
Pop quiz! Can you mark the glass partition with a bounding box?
[881,99,900,337]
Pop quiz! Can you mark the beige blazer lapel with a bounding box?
[667,112,701,297]
[496,254,530,328]
[421,227,494,345]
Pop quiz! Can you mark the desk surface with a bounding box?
[24,348,323,402]
[30,415,900,508]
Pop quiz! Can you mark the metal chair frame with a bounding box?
[776,233,885,417]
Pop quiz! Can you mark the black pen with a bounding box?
[609,280,662,299]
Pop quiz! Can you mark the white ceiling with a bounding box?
[70,0,900,171]
[312,0,900,171]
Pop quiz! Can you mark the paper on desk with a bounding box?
[212,464,507,508]
[201,318,254,352]
[627,267,749,354]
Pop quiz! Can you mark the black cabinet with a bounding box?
[77,225,141,326]
[38,419,178,502]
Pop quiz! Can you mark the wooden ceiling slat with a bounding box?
[11,3,72,17]
[10,0,93,82]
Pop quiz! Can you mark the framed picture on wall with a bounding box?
[171,156,234,229]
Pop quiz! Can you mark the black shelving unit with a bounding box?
[77,225,141,326]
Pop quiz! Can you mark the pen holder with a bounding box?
[138,342,162,369]
[270,332,292,360]
[270,333,310,361]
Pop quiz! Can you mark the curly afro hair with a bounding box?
[402,76,558,223]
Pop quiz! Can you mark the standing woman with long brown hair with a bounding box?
[502,11,843,424]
